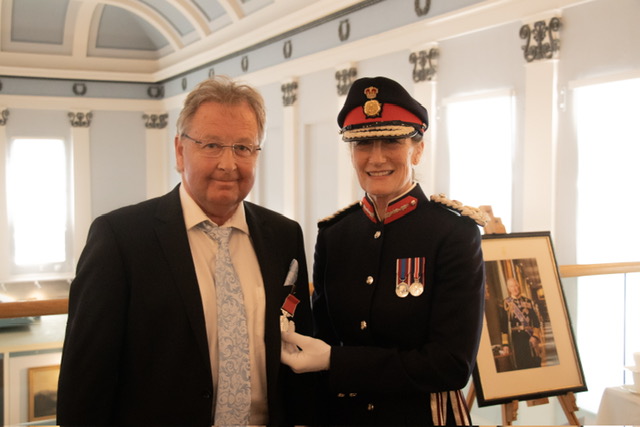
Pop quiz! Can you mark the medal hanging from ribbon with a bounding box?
[280,259,300,333]
[396,257,426,298]
[410,257,425,297]
[396,258,410,298]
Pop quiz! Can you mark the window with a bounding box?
[445,92,514,229]
[573,77,640,413]
[6,138,72,278]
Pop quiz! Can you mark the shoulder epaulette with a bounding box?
[429,193,488,227]
[318,201,361,228]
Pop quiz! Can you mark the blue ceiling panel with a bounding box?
[192,0,227,22]
[96,5,169,51]
[140,0,195,37]
[11,0,68,44]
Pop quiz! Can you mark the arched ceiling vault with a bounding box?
[0,0,365,82]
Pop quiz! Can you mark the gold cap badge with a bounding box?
[363,86,382,118]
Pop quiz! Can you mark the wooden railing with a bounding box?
[0,298,68,319]
[0,280,70,319]
[1,262,639,319]
[559,261,640,278]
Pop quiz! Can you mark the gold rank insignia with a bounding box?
[363,86,382,117]
[429,193,489,226]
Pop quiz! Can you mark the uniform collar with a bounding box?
[361,183,419,224]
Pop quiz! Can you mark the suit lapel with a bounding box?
[154,186,211,375]
[244,202,284,316]
[244,202,286,402]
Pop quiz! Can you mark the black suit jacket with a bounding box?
[57,185,312,426]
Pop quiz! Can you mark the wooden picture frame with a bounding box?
[1,354,4,425]
[27,364,59,422]
[472,232,587,406]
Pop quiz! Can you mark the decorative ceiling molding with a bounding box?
[69,111,93,127]
[147,85,165,99]
[338,19,350,42]
[0,109,9,126]
[281,80,298,107]
[414,0,430,17]
[335,67,357,96]
[71,2,97,58]
[0,0,596,91]
[409,47,438,83]
[520,16,562,62]
[143,112,169,129]
[72,83,88,96]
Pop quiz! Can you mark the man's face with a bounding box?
[175,101,259,222]
[507,279,521,297]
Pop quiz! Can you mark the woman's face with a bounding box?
[350,138,424,206]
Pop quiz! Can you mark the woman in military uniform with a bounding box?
[281,76,486,426]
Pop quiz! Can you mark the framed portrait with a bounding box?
[472,232,587,407]
[27,364,59,422]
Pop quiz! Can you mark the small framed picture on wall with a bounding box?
[28,364,60,422]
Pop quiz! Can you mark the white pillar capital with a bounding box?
[520,13,562,63]
[143,112,169,129]
[69,110,92,127]
[409,43,439,83]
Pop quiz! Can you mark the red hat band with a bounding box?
[343,103,423,128]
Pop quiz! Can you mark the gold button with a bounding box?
[349,393,358,397]
[366,276,374,285]
[360,321,367,330]
[411,200,417,206]
[374,231,381,239]
[367,403,375,411]
[337,393,345,397]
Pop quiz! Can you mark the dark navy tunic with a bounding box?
[312,184,485,425]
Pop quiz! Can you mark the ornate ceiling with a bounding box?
[0,0,368,81]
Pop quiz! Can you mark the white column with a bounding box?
[411,45,439,196]
[282,79,299,219]
[335,63,359,206]
[0,108,9,281]
[69,110,93,267]
[521,15,561,233]
[143,113,170,199]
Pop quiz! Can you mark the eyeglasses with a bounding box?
[181,133,261,159]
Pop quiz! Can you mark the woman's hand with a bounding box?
[281,331,331,373]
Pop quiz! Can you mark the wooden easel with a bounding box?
[466,206,580,425]
[466,382,580,425]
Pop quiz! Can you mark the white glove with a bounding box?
[280,331,331,373]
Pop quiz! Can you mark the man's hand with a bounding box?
[280,331,331,373]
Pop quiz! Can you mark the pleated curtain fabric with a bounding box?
[198,221,251,425]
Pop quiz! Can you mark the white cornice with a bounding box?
[0,0,596,83]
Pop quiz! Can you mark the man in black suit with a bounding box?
[57,76,312,425]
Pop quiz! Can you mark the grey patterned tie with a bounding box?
[198,221,251,425]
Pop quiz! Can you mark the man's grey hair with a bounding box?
[176,75,266,145]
